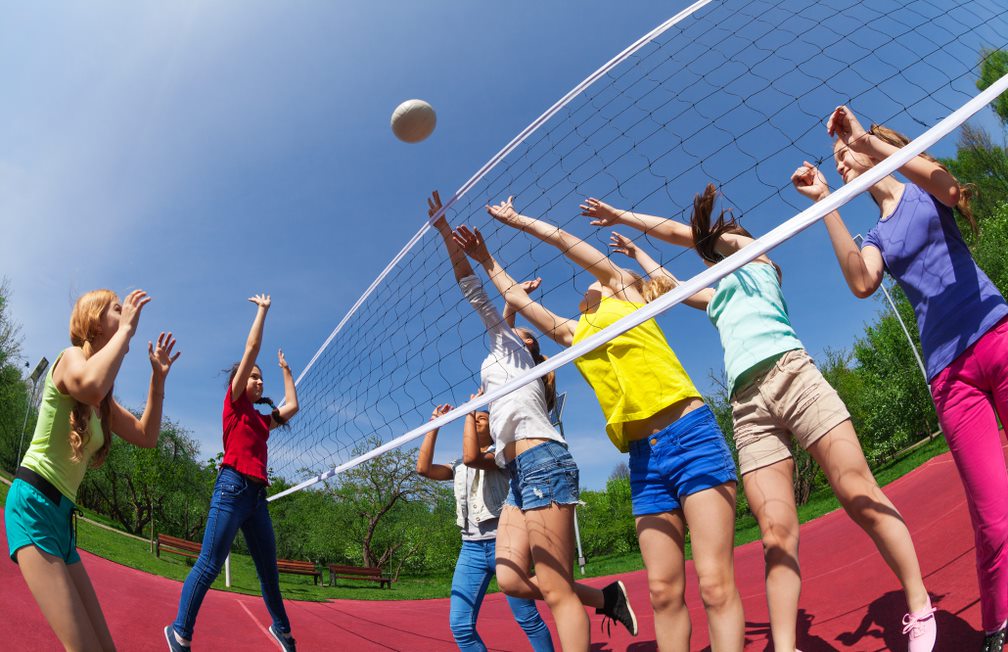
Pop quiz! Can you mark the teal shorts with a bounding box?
[5,478,81,565]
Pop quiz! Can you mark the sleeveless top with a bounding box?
[707,262,803,394]
[21,352,105,502]
[572,297,701,452]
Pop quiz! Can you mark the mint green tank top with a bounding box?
[21,352,104,502]
[707,262,804,394]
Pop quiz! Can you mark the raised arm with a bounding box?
[503,277,541,328]
[609,232,714,310]
[429,190,476,283]
[486,197,639,298]
[57,290,150,406]
[791,161,884,298]
[231,295,270,402]
[416,403,455,481]
[108,332,181,448]
[581,197,695,248]
[461,390,497,471]
[270,349,298,428]
[454,225,578,347]
[827,105,959,208]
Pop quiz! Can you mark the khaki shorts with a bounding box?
[731,349,850,475]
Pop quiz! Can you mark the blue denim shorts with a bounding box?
[505,440,580,511]
[628,405,737,516]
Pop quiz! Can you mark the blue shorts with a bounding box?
[505,440,580,511]
[628,405,737,516]
[5,478,81,564]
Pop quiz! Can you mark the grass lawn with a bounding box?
[0,435,950,602]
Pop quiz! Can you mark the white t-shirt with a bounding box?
[460,275,564,466]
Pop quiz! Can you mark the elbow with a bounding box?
[415,466,431,479]
[461,452,477,466]
[851,283,876,299]
[944,184,960,209]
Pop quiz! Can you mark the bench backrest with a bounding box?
[277,559,317,572]
[157,534,200,551]
[328,564,383,577]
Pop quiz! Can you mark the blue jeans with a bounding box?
[504,440,579,511]
[450,539,554,651]
[171,468,290,640]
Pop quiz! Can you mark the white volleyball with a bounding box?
[390,99,437,143]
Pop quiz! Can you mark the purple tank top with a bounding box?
[862,183,1008,381]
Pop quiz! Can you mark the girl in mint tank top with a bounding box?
[793,105,1007,647]
[586,184,935,652]
[454,196,743,651]
[5,289,180,652]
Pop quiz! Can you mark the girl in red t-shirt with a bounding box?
[166,294,299,652]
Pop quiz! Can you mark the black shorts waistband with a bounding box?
[16,466,64,505]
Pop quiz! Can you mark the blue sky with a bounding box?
[3,1,1006,491]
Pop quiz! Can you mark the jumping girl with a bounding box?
[5,289,180,651]
[416,400,554,652]
[166,294,299,652]
[584,189,936,651]
[792,105,1007,650]
[428,191,636,652]
[455,197,744,651]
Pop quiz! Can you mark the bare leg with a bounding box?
[67,561,116,651]
[636,510,691,650]
[807,420,929,612]
[682,483,745,652]
[743,459,800,652]
[16,545,112,651]
[495,505,603,608]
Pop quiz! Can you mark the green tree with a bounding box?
[977,49,1008,126]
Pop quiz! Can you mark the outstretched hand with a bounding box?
[486,196,519,224]
[609,231,638,258]
[428,190,448,228]
[518,277,542,293]
[790,161,830,202]
[827,105,871,154]
[119,289,151,336]
[453,225,492,264]
[278,348,291,372]
[580,197,622,227]
[148,332,181,379]
[430,403,453,421]
[248,294,271,310]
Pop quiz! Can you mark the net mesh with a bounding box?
[267,0,1008,485]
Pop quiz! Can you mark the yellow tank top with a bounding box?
[572,297,701,452]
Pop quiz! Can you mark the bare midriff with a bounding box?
[502,437,557,463]
[622,396,706,443]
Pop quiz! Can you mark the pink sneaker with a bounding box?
[902,600,937,652]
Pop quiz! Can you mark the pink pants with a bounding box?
[931,317,1008,632]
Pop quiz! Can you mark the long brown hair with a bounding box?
[226,362,286,425]
[868,123,977,233]
[514,328,557,413]
[68,290,115,467]
[690,183,782,279]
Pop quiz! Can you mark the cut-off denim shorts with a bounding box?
[628,404,737,516]
[505,440,580,511]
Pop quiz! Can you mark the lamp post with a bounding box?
[17,357,49,465]
[853,234,928,384]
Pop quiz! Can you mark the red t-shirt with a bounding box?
[221,387,271,483]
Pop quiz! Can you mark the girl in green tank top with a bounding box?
[453,197,744,651]
[5,289,180,652]
[586,184,935,652]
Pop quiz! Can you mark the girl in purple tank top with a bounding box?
[792,105,1008,649]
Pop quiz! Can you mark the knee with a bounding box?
[191,555,223,585]
[647,576,686,613]
[696,569,737,611]
[449,607,476,639]
[761,523,799,562]
[840,492,885,530]
[496,569,523,597]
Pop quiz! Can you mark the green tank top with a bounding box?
[706,262,804,394]
[21,352,105,502]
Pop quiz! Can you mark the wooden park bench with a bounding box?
[156,533,201,560]
[277,559,322,585]
[327,563,392,589]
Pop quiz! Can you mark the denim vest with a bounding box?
[452,461,509,530]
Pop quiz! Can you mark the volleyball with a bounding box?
[390,99,436,143]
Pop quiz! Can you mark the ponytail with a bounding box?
[689,183,783,282]
[515,329,557,413]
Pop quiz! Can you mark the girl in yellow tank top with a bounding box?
[453,197,744,651]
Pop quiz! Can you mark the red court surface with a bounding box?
[3,445,1002,651]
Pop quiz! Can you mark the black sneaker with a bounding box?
[269,625,297,652]
[596,580,638,636]
[983,628,1006,652]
